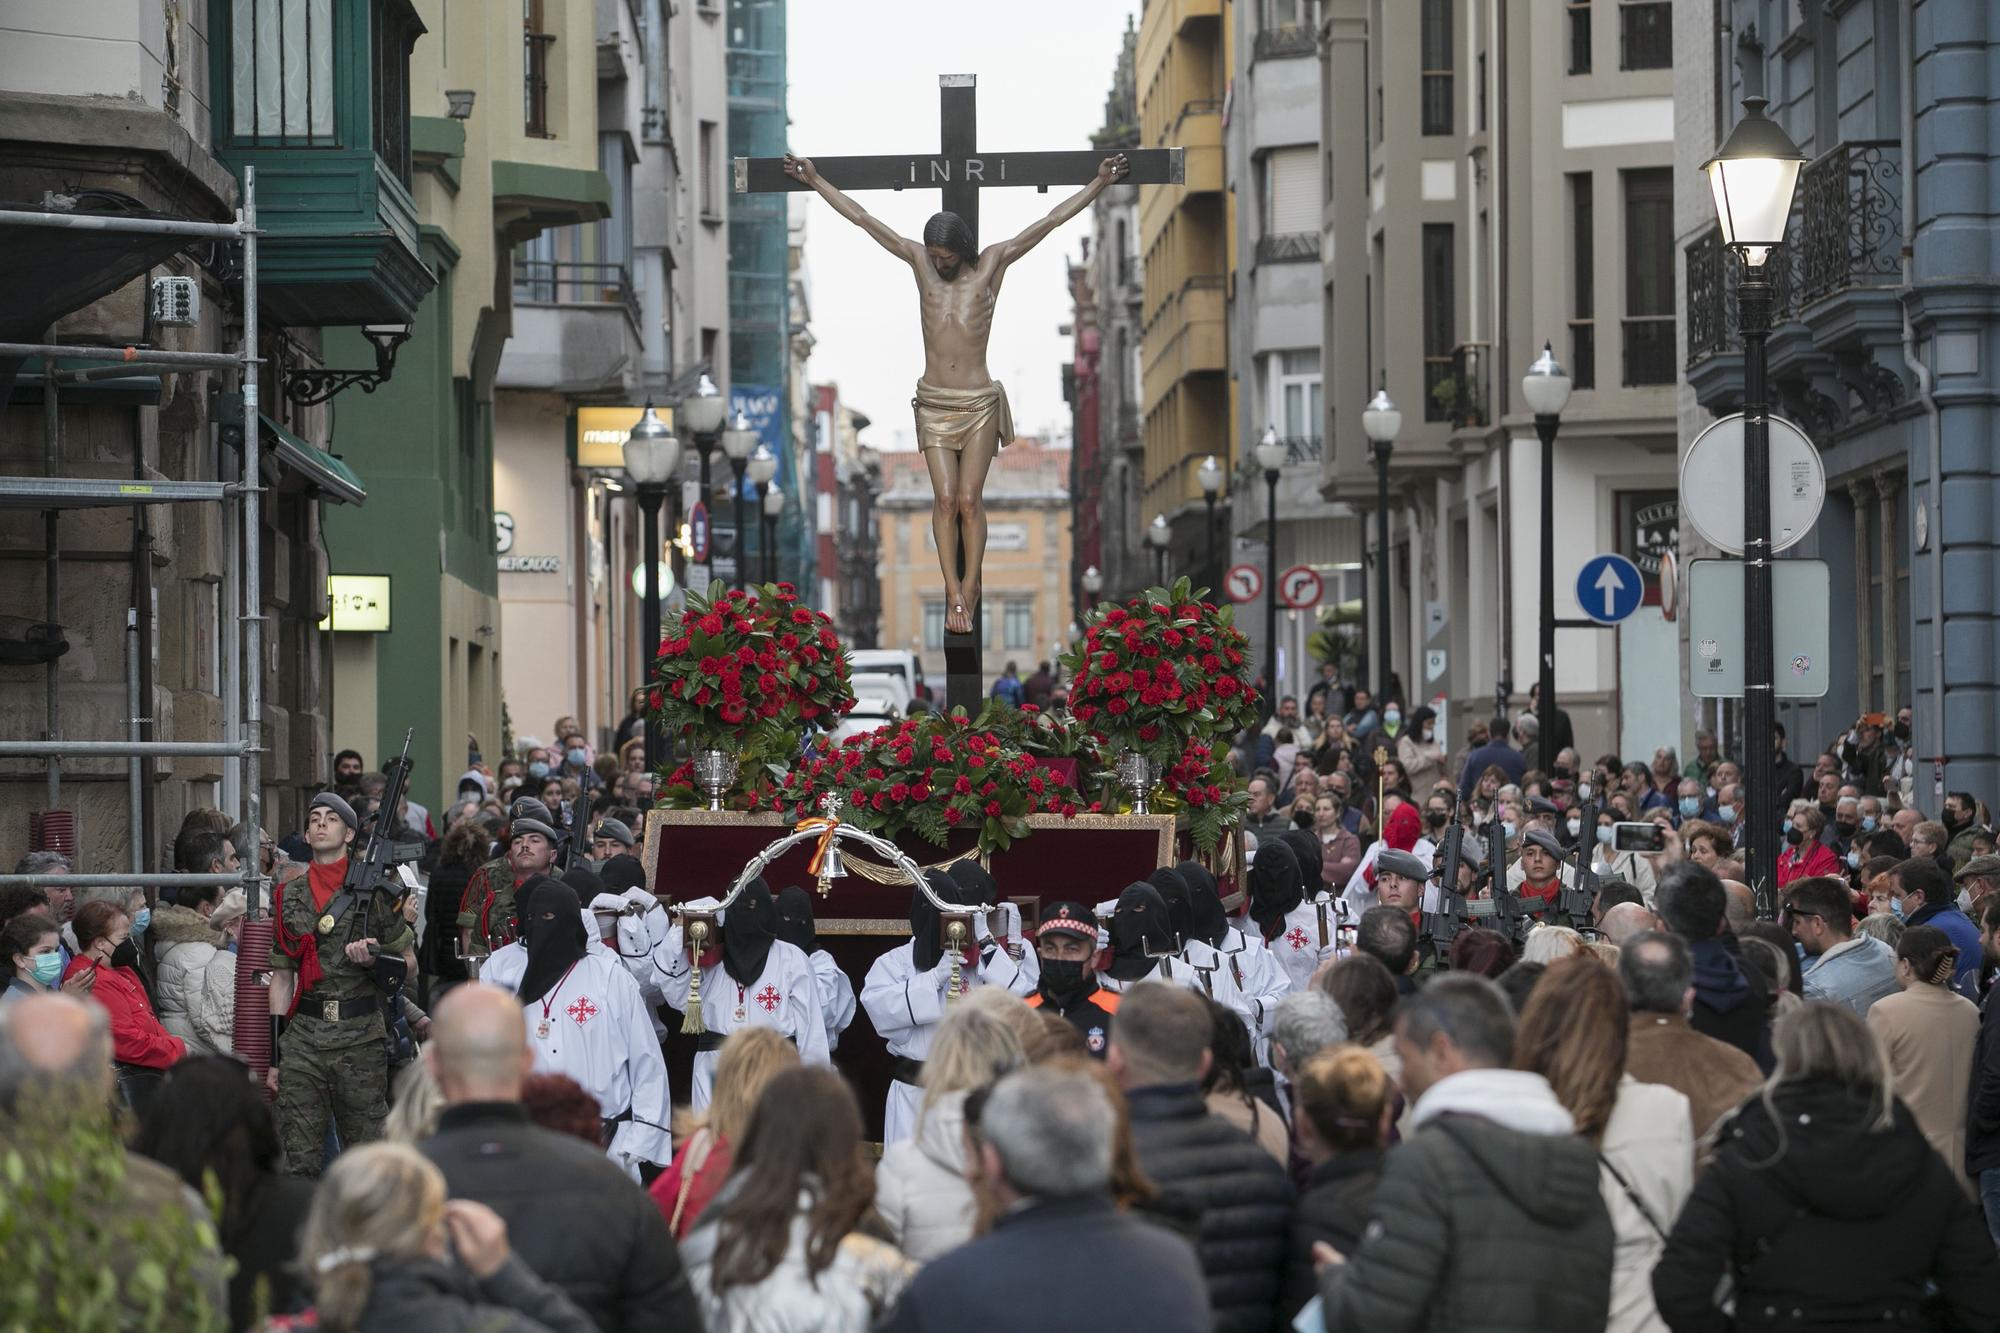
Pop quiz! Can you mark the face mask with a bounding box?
[1846,850,1861,870]
[1785,826,1804,847]
[1577,782,1593,801]
[1861,815,1878,833]
[1038,957,1090,1003]
[1596,825,1614,847]
[1835,822,1857,837]
[1426,810,1448,829]
[130,908,151,936]
[565,748,587,768]
[1717,806,1738,826]
[1890,896,1906,920]
[528,761,550,779]
[1422,726,1434,742]
[1502,821,1517,841]
[1383,710,1401,728]
[1678,797,1701,817]
[109,939,139,970]
[28,952,63,987]
[1565,818,1581,838]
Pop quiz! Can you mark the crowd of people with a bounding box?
[9,692,2000,1330]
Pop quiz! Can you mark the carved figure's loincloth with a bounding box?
[911,379,1013,454]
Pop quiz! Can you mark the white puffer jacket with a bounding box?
[873,1089,978,1263]
[149,903,236,1055]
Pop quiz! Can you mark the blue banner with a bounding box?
[729,384,787,500]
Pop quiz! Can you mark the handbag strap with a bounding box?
[670,1128,715,1233]
[1597,1151,1670,1242]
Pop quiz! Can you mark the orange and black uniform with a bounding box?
[1025,900,1120,1057]
[1025,981,1120,1055]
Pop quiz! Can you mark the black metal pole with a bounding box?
[1536,412,1560,768]
[696,439,714,505]
[729,460,749,591]
[1374,442,1393,695]
[1264,468,1281,713]
[1204,493,1218,594]
[1739,258,1777,913]
[638,486,664,772]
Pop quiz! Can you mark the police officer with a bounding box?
[268,791,416,1175]
[456,798,560,958]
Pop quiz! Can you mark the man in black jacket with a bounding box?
[1655,861,1775,1071]
[419,983,699,1333]
[1970,896,2000,1244]
[879,1063,1210,1333]
[1109,980,1294,1333]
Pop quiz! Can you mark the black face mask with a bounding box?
[1786,827,1805,847]
[1835,821,1857,836]
[1426,810,1448,829]
[1895,721,1911,740]
[1038,956,1091,1007]
[109,939,140,970]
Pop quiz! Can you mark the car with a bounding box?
[831,694,901,746]
[848,670,911,713]
[848,648,927,703]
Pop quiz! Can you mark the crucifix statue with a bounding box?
[738,74,1182,708]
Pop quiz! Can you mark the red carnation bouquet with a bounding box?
[651,582,855,778]
[785,711,1091,854]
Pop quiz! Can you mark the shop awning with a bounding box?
[260,414,366,506]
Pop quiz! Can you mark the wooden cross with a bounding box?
[734,74,1182,713]
[732,72,1183,248]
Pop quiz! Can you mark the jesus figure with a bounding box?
[784,151,1130,634]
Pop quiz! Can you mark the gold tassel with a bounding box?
[680,922,707,1035]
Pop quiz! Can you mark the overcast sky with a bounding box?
[786,1,1142,452]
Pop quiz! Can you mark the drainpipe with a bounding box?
[127,611,144,874]
[1898,0,1945,797]
[44,378,59,809]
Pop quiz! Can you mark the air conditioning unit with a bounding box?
[150,275,199,327]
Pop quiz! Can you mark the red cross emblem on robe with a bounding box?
[755,984,782,1013]
[1285,925,1309,951]
[567,995,599,1025]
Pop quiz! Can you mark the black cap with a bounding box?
[1036,900,1097,942]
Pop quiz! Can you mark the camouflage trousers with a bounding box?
[275,1037,388,1177]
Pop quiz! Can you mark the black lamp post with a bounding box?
[1254,427,1288,710]
[720,411,759,590]
[1522,343,1574,769]
[1361,382,1401,696]
[620,403,681,772]
[1704,95,1807,914]
[747,443,778,585]
[681,372,728,509]
[761,485,783,584]
[1197,454,1223,593]
[1147,513,1171,586]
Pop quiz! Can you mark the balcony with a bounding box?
[514,260,641,327]
[1622,316,1677,386]
[1139,276,1226,411]
[1798,140,1902,307]
[1433,342,1490,430]
[525,31,557,137]
[499,261,644,391]
[1256,232,1320,265]
[1618,1,1671,71]
[1254,24,1318,60]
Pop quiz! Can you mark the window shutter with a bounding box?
[1267,147,1320,235]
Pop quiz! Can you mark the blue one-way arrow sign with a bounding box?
[1577,553,1643,625]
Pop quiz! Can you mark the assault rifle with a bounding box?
[1422,800,1470,958]
[556,794,587,873]
[1489,815,1523,942]
[1560,793,1602,925]
[343,728,414,953]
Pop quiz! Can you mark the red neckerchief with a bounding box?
[271,857,346,1017]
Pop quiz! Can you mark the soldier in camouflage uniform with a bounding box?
[268,791,416,1176]
[455,798,560,958]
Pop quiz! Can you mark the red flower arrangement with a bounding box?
[650,581,855,775]
[785,712,1092,854]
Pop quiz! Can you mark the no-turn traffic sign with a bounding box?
[1278,565,1324,610]
[1226,564,1264,604]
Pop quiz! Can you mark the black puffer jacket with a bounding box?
[420,1103,700,1333]
[1281,1149,1382,1320]
[356,1255,595,1333]
[1652,1079,2000,1332]
[1126,1083,1295,1333]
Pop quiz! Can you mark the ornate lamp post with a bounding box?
[1704,95,1806,913]
[1360,381,1401,697]
[1521,343,1574,767]
[620,403,681,771]
[1197,453,1223,593]
[681,373,728,501]
[1254,427,1288,709]
[747,443,779,584]
[1146,513,1172,586]
[720,411,760,589]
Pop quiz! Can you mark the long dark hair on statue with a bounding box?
[923,211,978,267]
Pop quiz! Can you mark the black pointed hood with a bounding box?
[722,878,778,986]
[909,875,946,971]
[1105,882,1175,981]
[1147,866,1193,949]
[1249,842,1304,938]
[516,876,588,1006]
[775,885,817,954]
[1177,859,1229,948]
[945,857,1001,907]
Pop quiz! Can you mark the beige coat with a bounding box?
[1599,1077,1694,1333]
[1868,981,1981,1176]
[1397,733,1447,797]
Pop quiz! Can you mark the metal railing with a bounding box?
[514,260,642,325]
[1683,226,1733,366]
[1622,315,1677,386]
[1422,355,1453,421]
[1256,232,1320,264]
[1799,139,1903,307]
[1439,342,1489,428]
[524,31,556,137]
[1618,1,1671,70]
[1254,24,1318,59]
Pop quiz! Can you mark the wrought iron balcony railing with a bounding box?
[1799,139,1903,307]
[524,31,556,137]
[1256,231,1320,264]
[1439,342,1489,429]
[514,260,642,327]
[1684,226,1736,367]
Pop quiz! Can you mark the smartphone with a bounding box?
[1612,821,1668,854]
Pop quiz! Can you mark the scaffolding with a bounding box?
[0,169,266,907]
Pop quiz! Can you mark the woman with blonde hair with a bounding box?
[875,1003,1025,1261]
[297,1142,594,1332]
[1520,923,1586,966]
[1516,957,1691,1333]
[1282,1046,1390,1320]
[649,1026,799,1238]
[1653,1002,2000,1331]
[1867,924,1981,1171]
[384,1059,444,1145]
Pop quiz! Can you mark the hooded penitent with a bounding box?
[774,885,817,954]
[1382,800,1423,852]
[1147,866,1194,950]
[945,858,1001,908]
[1248,843,1305,940]
[722,879,779,986]
[1277,828,1326,890]
[1105,882,1176,981]
[599,854,648,896]
[1177,860,1230,948]
[516,876,588,1006]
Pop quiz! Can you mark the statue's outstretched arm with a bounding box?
[785,154,916,266]
[991,154,1130,270]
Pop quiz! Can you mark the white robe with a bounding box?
[808,948,858,1051]
[517,951,672,1181]
[591,891,673,1039]
[650,921,831,1109]
[860,930,1034,1145]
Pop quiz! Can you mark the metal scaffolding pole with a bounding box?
[240,167,264,913]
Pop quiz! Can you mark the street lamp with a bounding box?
[681,372,728,502]
[760,481,784,585]
[747,444,779,585]
[1704,95,1806,913]
[1081,563,1103,602]
[621,402,681,772]
[1197,453,1223,593]
[1360,382,1401,697]
[1521,342,1573,774]
[1147,513,1172,586]
[720,411,759,589]
[1254,426,1288,709]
